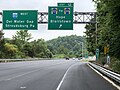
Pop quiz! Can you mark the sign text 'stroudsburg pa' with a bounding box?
[48,6,73,30]
[3,10,38,30]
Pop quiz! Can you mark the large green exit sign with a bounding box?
[3,10,38,30]
[48,6,73,30]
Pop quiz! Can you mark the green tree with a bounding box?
[31,39,52,58]
[47,35,85,58]
[23,42,35,58]
[92,0,120,72]
[0,30,5,58]
[85,23,96,55]
[0,30,4,41]
[12,30,32,50]
[4,43,19,58]
[58,45,69,55]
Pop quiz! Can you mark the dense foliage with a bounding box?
[47,35,86,58]
[85,0,120,72]
[0,30,85,59]
[85,22,96,55]
[0,30,52,59]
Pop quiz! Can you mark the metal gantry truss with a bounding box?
[0,12,96,24]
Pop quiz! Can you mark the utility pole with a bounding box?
[82,42,83,58]
[80,42,83,58]
[75,40,83,58]
[96,14,98,46]
[95,13,99,62]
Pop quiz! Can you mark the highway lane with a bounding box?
[0,60,118,90]
[59,62,118,90]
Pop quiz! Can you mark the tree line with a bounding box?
[0,30,52,59]
[47,35,86,58]
[0,31,85,59]
[85,0,120,73]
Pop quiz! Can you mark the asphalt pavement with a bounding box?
[0,59,118,90]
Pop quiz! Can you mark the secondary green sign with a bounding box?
[96,48,99,61]
[48,6,73,30]
[58,3,74,7]
[3,10,38,30]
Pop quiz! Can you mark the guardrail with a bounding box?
[0,58,51,62]
[89,63,120,84]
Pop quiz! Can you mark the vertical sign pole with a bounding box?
[80,42,83,59]
[95,14,99,61]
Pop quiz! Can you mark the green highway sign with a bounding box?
[3,10,38,30]
[96,48,99,60]
[58,3,74,7]
[48,6,73,30]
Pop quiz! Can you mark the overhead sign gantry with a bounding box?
[0,12,96,25]
[0,3,97,30]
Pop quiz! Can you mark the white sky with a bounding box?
[0,0,95,40]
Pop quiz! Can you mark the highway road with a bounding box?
[0,59,118,90]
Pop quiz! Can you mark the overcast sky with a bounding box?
[0,0,95,40]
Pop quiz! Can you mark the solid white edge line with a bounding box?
[56,63,77,90]
[87,63,120,90]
